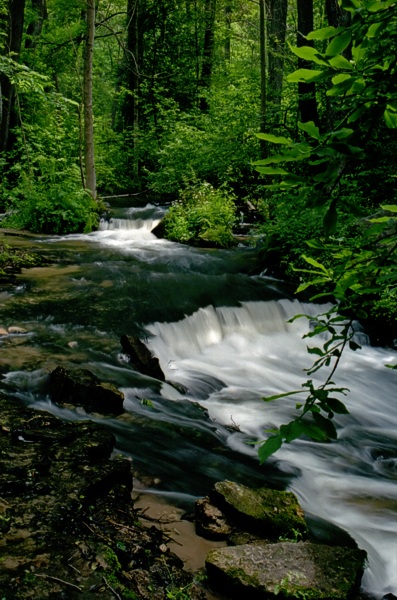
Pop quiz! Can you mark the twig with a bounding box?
[103,576,122,600]
[82,521,113,545]
[67,555,82,576]
[34,573,82,592]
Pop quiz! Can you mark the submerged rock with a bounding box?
[211,480,308,540]
[206,541,366,599]
[121,334,165,381]
[48,365,124,414]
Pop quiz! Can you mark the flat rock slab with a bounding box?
[206,541,366,599]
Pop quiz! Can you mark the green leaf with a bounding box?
[289,44,329,66]
[366,22,385,38]
[367,0,397,12]
[299,421,328,442]
[352,40,368,63]
[302,255,329,274]
[381,204,397,213]
[329,54,354,70]
[287,69,329,84]
[256,166,290,175]
[326,31,352,57]
[349,340,361,351]
[313,412,338,439]
[258,434,282,462]
[331,127,354,140]
[340,0,361,11]
[255,133,292,144]
[323,200,338,234]
[298,121,321,140]
[307,26,338,41]
[307,346,325,356]
[325,398,349,414]
[384,107,397,128]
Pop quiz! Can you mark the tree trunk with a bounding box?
[297,0,319,125]
[199,0,217,111]
[224,0,232,63]
[267,0,288,111]
[325,0,351,129]
[259,0,267,158]
[25,0,48,50]
[124,0,139,131]
[122,0,141,180]
[0,0,26,152]
[325,0,350,30]
[83,0,96,199]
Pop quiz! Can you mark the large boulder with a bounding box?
[209,480,308,540]
[205,541,366,599]
[120,334,165,381]
[48,366,124,414]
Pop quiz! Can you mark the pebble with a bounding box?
[7,326,28,334]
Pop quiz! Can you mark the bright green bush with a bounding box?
[2,171,99,235]
[163,182,237,247]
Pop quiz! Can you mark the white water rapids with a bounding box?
[145,300,397,599]
[2,205,396,599]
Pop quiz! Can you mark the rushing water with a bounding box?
[1,201,396,599]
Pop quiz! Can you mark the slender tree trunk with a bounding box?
[297,0,319,124]
[224,0,232,63]
[267,0,288,111]
[0,0,26,152]
[259,0,267,158]
[199,0,217,111]
[83,0,96,199]
[124,0,139,131]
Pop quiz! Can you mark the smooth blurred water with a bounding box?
[0,203,396,599]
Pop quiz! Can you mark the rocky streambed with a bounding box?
[0,358,371,600]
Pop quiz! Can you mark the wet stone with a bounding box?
[211,480,308,540]
[206,541,367,600]
[48,365,124,414]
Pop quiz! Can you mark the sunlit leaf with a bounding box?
[307,26,338,41]
[255,133,292,144]
[287,69,329,84]
[289,44,329,66]
[298,121,321,140]
[326,31,352,57]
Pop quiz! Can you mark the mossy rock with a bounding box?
[212,480,308,540]
[205,541,366,599]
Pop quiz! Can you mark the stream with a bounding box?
[1,199,396,599]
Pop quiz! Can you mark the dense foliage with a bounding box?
[254,0,397,461]
[163,182,237,247]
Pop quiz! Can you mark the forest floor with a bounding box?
[0,392,224,600]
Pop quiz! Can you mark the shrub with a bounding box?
[163,182,237,248]
[2,171,99,235]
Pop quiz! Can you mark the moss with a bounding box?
[213,480,308,540]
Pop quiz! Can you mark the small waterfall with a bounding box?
[94,204,166,243]
[146,299,397,599]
